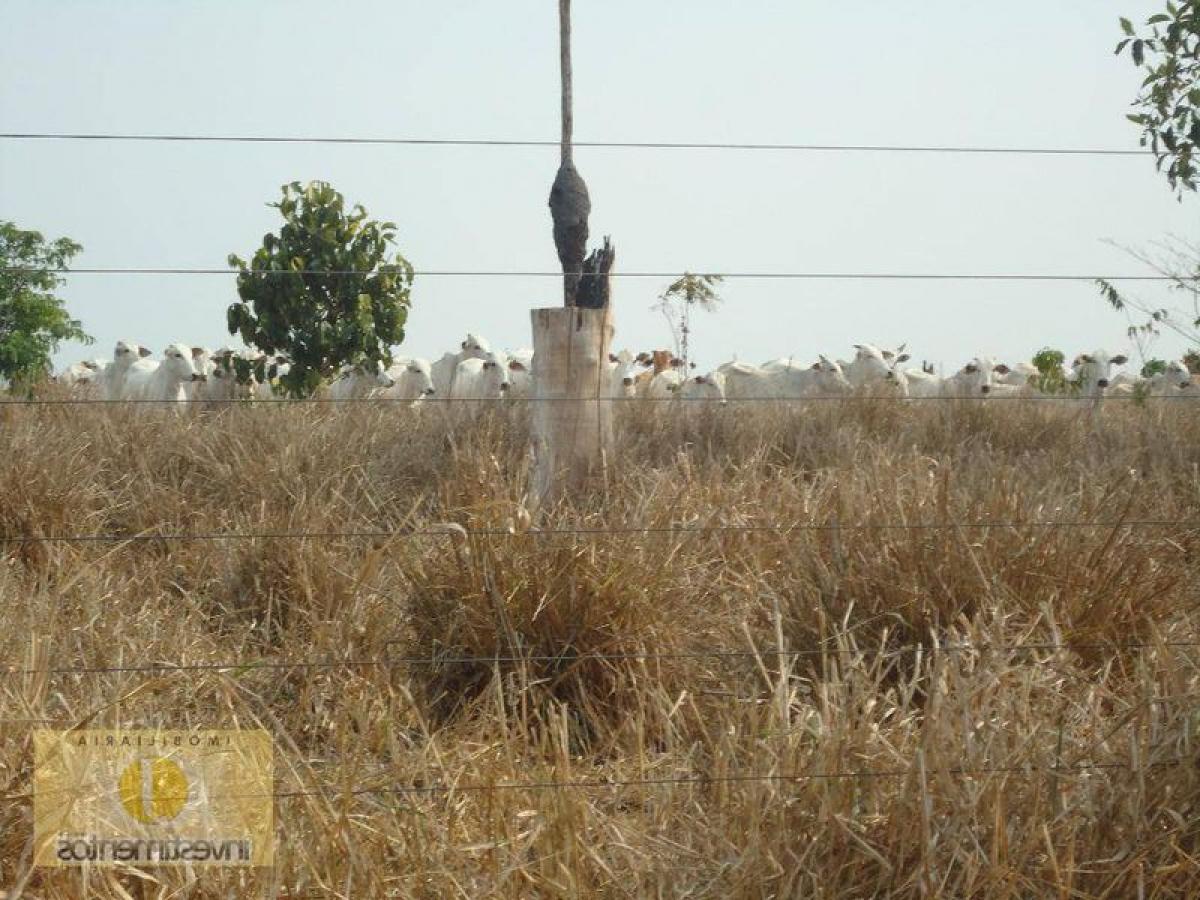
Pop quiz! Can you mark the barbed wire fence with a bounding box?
[2,130,1198,812]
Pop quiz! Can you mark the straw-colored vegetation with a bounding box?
[1,395,1198,897]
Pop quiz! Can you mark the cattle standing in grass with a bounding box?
[1068,350,1129,399]
[451,350,511,408]
[678,371,726,403]
[124,343,206,407]
[327,360,394,400]
[505,349,535,400]
[719,357,850,399]
[105,340,153,400]
[381,358,436,404]
[900,358,1007,398]
[606,350,637,399]
[837,344,911,391]
[431,334,491,397]
[1147,360,1194,397]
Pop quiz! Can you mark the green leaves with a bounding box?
[0,221,91,386]
[226,181,414,397]
[1117,3,1200,194]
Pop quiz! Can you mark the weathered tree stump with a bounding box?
[529,305,614,510]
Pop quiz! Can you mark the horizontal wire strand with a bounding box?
[4,640,1197,678]
[5,394,1200,405]
[1,518,1196,546]
[0,266,1177,280]
[0,132,1153,156]
[5,759,1183,805]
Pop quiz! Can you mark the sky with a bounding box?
[1,0,1196,375]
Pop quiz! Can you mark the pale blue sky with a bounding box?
[1,1,1195,373]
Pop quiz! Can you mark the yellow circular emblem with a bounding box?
[117,757,189,823]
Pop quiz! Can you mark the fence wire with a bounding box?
[1,517,1195,546]
[4,640,1197,678]
[0,265,1180,280]
[4,393,1199,406]
[0,132,1154,156]
[1,759,1186,806]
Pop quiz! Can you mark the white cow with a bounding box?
[678,371,726,403]
[105,340,153,400]
[381,357,436,403]
[198,350,244,405]
[1141,360,1195,398]
[506,348,535,400]
[59,359,108,392]
[717,362,773,400]
[124,343,206,406]
[451,350,510,405]
[940,357,1012,397]
[902,369,942,398]
[57,361,92,387]
[1128,362,1195,400]
[647,368,684,399]
[183,347,214,402]
[718,357,850,400]
[196,348,269,405]
[1069,350,1129,399]
[327,359,394,400]
[997,362,1039,388]
[431,333,491,397]
[606,350,637,399]
[837,343,911,390]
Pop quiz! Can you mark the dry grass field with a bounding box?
[1,395,1198,897]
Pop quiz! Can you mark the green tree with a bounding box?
[0,221,92,388]
[1116,2,1200,194]
[226,181,414,397]
[1031,347,1075,395]
[652,273,724,372]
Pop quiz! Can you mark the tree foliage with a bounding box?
[1096,236,1199,363]
[1117,2,1200,193]
[1031,347,1075,395]
[227,181,413,397]
[0,221,91,387]
[652,273,724,371]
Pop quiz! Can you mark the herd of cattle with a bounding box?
[45,335,1198,406]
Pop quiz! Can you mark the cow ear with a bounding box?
[82,360,98,370]
[138,346,153,358]
[191,347,205,358]
[1112,355,1128,365]
[810,361,821,370]
[608,353,618,363]
[461,340,467,349]
[895,353,911,364]
[881,350,895,361]
[508,359,526,372]
[994,364,1011,375]
[1079,354,1093,364]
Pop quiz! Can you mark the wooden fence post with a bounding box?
[529,305,614,510]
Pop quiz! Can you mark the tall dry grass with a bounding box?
[1,395,1198,897]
